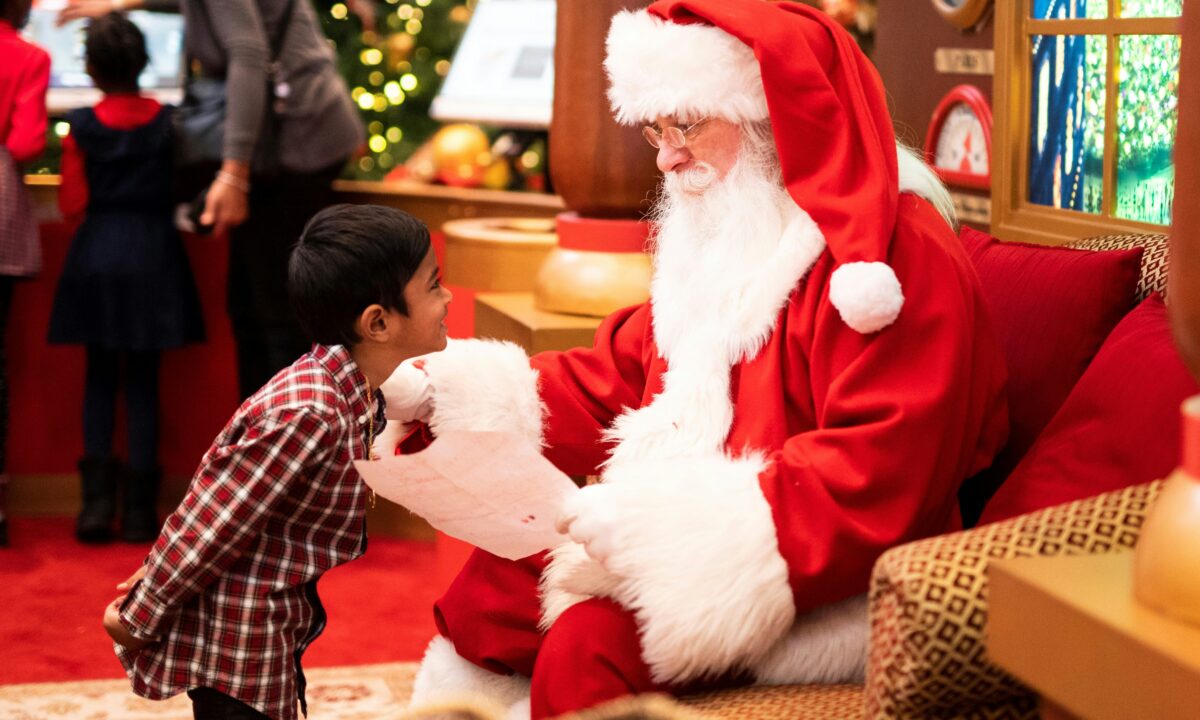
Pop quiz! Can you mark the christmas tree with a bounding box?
[317,0,473,180]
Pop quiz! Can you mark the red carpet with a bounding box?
[0,517,441,685]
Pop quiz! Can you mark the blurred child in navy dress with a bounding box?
[48,13,204,544]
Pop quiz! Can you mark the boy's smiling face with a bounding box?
[390,246,452,358]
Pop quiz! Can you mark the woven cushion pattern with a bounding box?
[1066,232,1168,301]
[682,683,863,719]
[547,685,864,720]
[864,481,1163,719]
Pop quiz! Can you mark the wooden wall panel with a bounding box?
[874,3,995,152]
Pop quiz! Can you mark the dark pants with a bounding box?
[188,688,271,720]
[227,162,343,400]
[84,346,160,472]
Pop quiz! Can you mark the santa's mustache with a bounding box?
[666,162,719,195]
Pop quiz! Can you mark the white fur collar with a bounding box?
[603,150,944,469]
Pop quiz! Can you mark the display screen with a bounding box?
[23,1,185,111]
[430,0,555,129]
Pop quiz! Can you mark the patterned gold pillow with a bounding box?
[864,481,1162,719]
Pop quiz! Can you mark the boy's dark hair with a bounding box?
[289,204,431,347]
[1,0,32,29]
[85,13,148,92]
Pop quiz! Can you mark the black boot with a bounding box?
[76,458,119,543]
[121,466,161,543]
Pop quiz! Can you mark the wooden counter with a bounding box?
[989,552,1200,719]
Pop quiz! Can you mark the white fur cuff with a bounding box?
[590,454,796,683]
[752,593,869,685]
[828,261,904,334]
[409,636,531,713]
[421,339,545,448]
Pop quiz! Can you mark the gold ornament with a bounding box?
[481,157,513,190]
[431,124,490,188]
[386,32,416,71]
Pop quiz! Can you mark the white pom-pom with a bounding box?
[828,261,904,334]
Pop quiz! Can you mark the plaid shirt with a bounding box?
[117,345,382,720]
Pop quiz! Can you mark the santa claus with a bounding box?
[395,0,1008,717]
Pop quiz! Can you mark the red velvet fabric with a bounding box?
[434,549,743,719]
[979,295,1196,524]
[957,227,1143,522]
[531,598,667,719]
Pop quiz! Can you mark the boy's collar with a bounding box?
[311,344,375,418]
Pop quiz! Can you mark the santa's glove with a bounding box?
[554,456,795,684]
[556,484,627,571]
[379,358,433,424]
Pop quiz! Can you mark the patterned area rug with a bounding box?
[0,663,418,720]
[0,663,865,720]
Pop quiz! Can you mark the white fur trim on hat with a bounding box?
[604,10,768,126]
[828,261,904,334]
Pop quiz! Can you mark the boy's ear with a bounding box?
[355,304,390,342]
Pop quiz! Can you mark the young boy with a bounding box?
[102,204,451,720]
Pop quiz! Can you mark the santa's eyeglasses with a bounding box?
[642,118,711,149]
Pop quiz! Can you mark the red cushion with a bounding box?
[957,227,1143,523]
[979,294,1196,524]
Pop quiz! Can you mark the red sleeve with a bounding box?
[58,133,89,219]
[531,304,654,475]
[5,48,49,163]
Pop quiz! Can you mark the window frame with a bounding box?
[992,1,1180,245]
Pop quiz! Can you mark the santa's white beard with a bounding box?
[648,147,798,355]
[653,150,796,283]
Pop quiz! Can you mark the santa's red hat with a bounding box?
[605,0,903,334]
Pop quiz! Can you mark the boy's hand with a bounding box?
[103,597,152,652]
[117,565,147,593]
[380,359,433,424]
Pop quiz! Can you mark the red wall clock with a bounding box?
[924,84,993,191]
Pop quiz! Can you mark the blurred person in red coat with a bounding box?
[0,0,49,547]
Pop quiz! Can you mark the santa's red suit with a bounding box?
[408,196,1007,717]
[404,1,1009,717]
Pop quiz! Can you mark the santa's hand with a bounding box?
[556,484,628,568]
[371,419,410,458]
[380,359,433,423]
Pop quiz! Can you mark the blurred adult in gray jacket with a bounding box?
[61,0,365,399]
